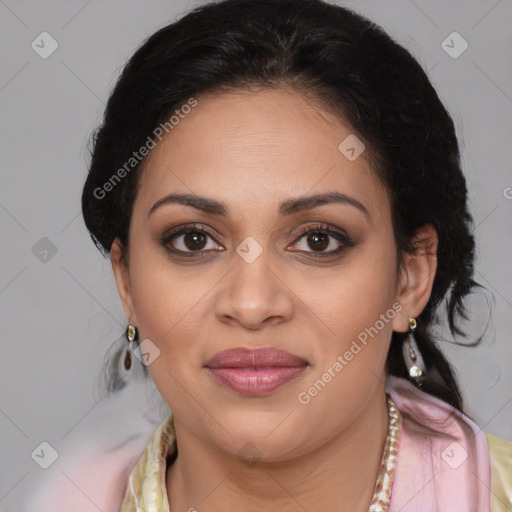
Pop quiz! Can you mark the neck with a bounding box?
[166,384,389,512]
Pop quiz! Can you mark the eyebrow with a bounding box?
[148,191,370,220]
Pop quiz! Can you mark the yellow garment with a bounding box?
[488,432,512,512]
[121,415,173,511]
[120,414,512,511]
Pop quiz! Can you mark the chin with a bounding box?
[213,408,308,459]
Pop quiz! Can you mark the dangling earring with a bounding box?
[124,325,138,371]
[402,317,426,387]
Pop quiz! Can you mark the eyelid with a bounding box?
[293,222,348,238]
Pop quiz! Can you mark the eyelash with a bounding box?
[160,222,354,258]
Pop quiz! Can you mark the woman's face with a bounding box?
[112,87,433,461]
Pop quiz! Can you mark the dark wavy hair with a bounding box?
[82,0,486,411]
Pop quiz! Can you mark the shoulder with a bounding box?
[487,433,512,512]
[23,380,169,512]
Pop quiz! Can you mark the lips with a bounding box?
[204,347,308,396]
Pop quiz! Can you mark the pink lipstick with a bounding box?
[204,346,308,396]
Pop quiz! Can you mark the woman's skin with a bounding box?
[111,87,438,512]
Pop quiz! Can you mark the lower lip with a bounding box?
[207,366,307,396]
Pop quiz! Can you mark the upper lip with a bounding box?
[204,347,308,369]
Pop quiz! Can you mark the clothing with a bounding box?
[120,376,512,511]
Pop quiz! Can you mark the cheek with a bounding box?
[295,266,396,430]
[127,241,203,339]
[127,252,203,404]
[315,242,397,336]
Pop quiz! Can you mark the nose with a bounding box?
[214,248,294,330]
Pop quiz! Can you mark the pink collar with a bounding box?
[386,375,491,511]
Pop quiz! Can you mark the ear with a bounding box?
[391,224,438,333]
[110,238,137,325]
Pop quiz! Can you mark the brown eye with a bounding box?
[289,223,354,257]
[182,231,208,250]
[307,231,329,251]
[161,224,223,255]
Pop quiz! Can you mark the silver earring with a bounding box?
[124,325,138,371]
[402,317,426,386]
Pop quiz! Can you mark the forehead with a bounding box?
[134,87,390,223]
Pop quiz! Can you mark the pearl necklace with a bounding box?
[368,395,401,511]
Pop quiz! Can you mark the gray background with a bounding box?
[1,0,511,509]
